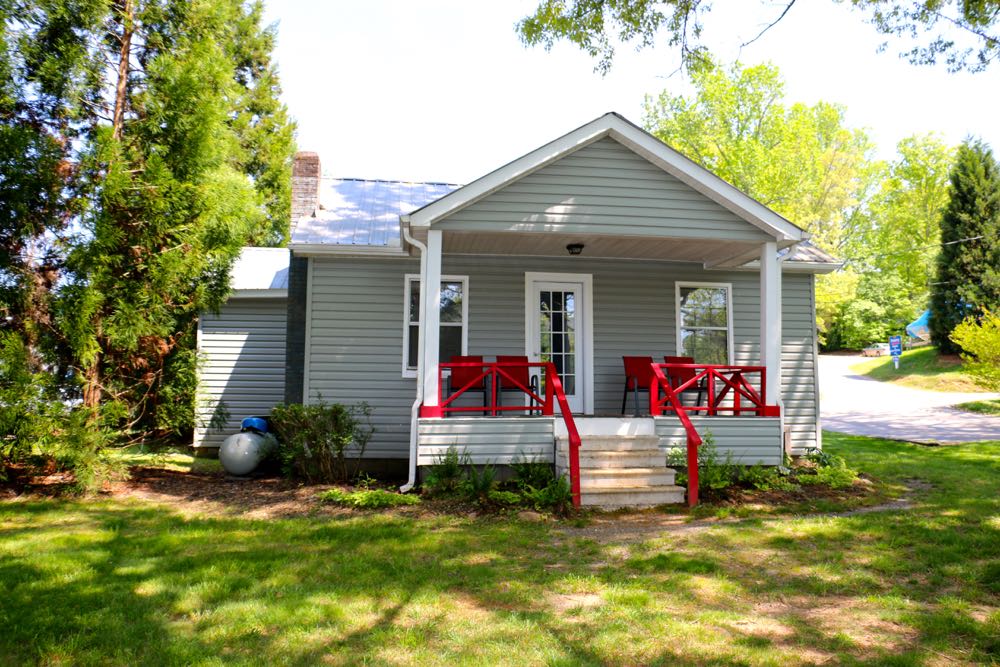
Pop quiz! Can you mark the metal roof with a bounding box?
[290,178,460,247]
[781,242,839,264]
[230,247,289,290]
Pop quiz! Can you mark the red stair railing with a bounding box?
[649,363,781,507]
[425,360,582,508]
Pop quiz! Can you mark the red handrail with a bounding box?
[649,363,781,507]
[649,365,704,507]
[426,360,582,508]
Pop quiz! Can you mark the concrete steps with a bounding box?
[557,434,685,509]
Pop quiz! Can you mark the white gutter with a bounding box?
[399,214,425,494]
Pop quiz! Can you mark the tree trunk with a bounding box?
[111,0,133,140]
[82,359,102,409]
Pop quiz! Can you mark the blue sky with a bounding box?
[262,1,1000,184]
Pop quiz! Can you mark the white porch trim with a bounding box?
[420,230,443,409]
[760,241,782,406]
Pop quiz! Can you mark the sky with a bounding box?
[261,1,1000,185]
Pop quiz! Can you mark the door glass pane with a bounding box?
[538,288,578,397]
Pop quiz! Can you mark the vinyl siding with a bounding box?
[417,417,555,465]
[195,298,287,449]
[655,417,783,465]
[305,255,819,459]
[437,137,772,243]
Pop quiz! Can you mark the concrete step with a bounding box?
[579,467,676,489]
[580,485,686,508]
[557,434,661,452]
[558,449,665,469]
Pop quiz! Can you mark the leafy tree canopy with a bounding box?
[518,0,1000,74]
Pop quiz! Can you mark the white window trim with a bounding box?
[402,274,469,378]
[675,281,735,365]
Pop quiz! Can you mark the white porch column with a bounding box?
[760,241,782,406]
[421,229,443,415]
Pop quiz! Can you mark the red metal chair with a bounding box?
[446,355,488,416]
[621,356,656,416]
[663,356,706,408]
[495,355,540,414]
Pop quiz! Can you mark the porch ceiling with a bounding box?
[438,230,763,265]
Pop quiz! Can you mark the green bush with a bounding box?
[510,455,555,491]
[318,488,420,508]
[736,464,798,492]
[798,455,859,489]
[461,463,498,505]
[487,489,522,506]
[269,401,374,483]
[951,309,1000,391]
[668,435,738,494]
[522,475,573,514]
[422,445,467,496]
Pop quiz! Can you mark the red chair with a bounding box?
[663,356,706,408]
[446,355,488,416]
[495,355,540,414]
[622,356,656,416]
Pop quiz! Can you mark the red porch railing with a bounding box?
[649,363,781,507]
[421,361,582,508]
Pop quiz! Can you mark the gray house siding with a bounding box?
[655,417,783,465]
[437,137,773,243]
[195,298,287,449]
[416,417,555,466]
[305,254,820,459]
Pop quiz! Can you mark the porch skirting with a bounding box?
[416,416,783,467]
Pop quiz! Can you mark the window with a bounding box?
[403,275,468,376]
[676,283,732,365]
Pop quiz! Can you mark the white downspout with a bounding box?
[400,215,425,493]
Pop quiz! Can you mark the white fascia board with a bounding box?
[287,243,410,258]
[229,289,289,299]
[737,260,844,274]
[409,112,807,243]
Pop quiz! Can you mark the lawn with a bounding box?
[850,345,987,392]
[2,434,998,665]
[955,399,1000,416]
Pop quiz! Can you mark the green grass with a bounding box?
[850,345,987,392]
[112,444,222,474]
[955,399,1000,415]
[2,433,999,665]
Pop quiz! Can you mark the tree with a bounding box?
[849,135,954,305]
[930,139,1000,352]
[518,0,1000,74]
[1,0,295,446]
[642,58,878,255]
[950,310,1000,390]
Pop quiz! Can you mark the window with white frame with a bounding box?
[676,283,732,365]
[404,275,468,374]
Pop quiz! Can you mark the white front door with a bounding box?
[526,273,593,414]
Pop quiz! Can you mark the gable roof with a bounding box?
[291,178,459,248]
[404,112,807,244]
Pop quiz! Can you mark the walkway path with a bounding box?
[819,354,1000,443]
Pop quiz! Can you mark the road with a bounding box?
[818,354,1000,443]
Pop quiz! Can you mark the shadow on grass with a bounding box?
[1,433,998,664]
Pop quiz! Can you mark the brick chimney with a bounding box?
[291,151,321,222]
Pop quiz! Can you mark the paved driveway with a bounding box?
[819,354,1000,443]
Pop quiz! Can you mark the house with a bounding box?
[196,113,839,507]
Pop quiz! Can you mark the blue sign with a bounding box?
[889,335,902,357]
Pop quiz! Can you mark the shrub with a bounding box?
[798,455,859,489]
[522,475,573,514]
[422,445,467,496]
[487,489,522,506]
[318,488,420,508]
[510,455,555,491]
[951,310,1000,391]
[668,434,738,494]
[461,463,498,505]
[269,401,374,483]
[736,464,798,492]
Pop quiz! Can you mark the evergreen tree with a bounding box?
[930,140,1000,352]
[1,0,295,443]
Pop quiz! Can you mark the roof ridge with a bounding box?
[321,176,464,187]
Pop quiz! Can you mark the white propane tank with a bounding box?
[219,431,276,476]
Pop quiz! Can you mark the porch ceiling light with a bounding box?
[566,243,585,256]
